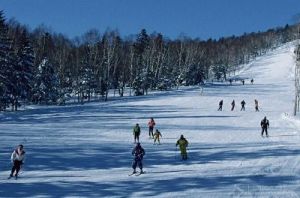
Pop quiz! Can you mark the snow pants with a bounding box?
[218,105,222,111]
[154,136,160,144]
[134,133,140,143]
[11,160,22,176]
[149,127,154,138]
[180,147,188,160]
[261,127,268,136]
[132,157,143,170]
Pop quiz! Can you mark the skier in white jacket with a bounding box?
[9,144,26,179]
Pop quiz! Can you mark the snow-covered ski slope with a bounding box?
[1,42,300,198]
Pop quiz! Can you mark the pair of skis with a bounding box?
[128,171,145,176]
[7,175,18,180]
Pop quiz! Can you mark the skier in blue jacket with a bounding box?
[131,143,145,174]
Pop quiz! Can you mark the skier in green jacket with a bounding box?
[176,135,189,160]
[133,123,141,143]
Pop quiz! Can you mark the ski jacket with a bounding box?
[133,125,141,135]
[176,138,188,149]
[11,149,25,163]
[241,101,246,105]
[132,146,145,159]
[148,120,155,128]
[261,119,269,128]
[154,131,162,138]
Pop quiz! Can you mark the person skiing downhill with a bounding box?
[231,100,235,111]
[261,116,270,137]
[133,123,141,143]
[176,135,189,160]
[8,144,25,179]
[255,99,259,112]
[131,143,145,174]
[148,117,156,138]
[241,100,246,111]
[218,100,223,111]
[153,129,162,144]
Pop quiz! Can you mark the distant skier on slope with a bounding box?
[131,143,145,174]
[153,129,162,144]
[8,144,25,179]
[251,79,254,84]
[255,99,259,112]
[176,135,189,160]
[218,100,223,111]
[133,123,141,143]
[148,117,156,139]
[231,100,235,111]
[261,116,270,137]
[241,100,246,111]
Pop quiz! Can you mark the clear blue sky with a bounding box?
[1,0,300,40]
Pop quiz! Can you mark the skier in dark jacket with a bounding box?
[255,99,259,112]
[8,144,25,179]
[241,100,246,111]
[231,100,235,111]
[131,143,145,174]
[133,123,141,143]
[261,116,270,137]
[218,100,223,111]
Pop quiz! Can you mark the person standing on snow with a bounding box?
[261,116,270,137]
[176,135,189,160]
[231,100,235,111]
[255,99,259,112]
[241,100,246,111]
[148,117,156,139]
[218,100,223,111]
[131,143,145,174]
[153,129,162,144]
[8,144,25,179]
[133,123,141,143]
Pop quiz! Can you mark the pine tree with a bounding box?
[0,11,15,110]
[9,29,35,110]
[32,58,59,104]
[133,29,150,95]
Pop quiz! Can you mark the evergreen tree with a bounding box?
[0,11,15,110]
[133,29,150,95]
[32,58,59,104]
[10,29,35,110]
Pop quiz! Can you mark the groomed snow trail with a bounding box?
[0,43,300,198]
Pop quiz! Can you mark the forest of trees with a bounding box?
[0,10,299,111]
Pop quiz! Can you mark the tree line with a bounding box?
[0,10,299,111]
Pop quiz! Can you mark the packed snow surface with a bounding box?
[1,43,300,197]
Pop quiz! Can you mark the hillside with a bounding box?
[0,42,299,197]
